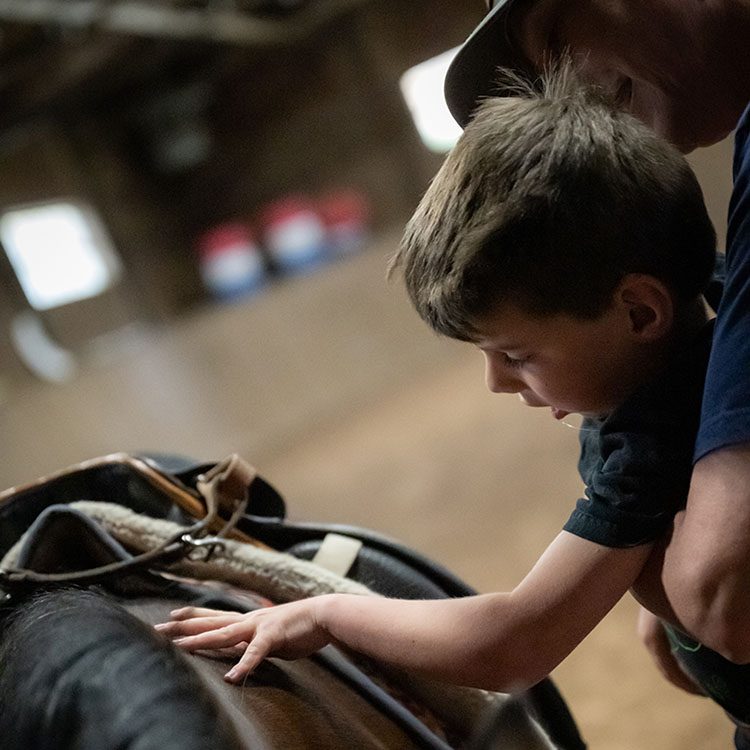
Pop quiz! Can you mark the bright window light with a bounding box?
[0,202,122,310]
[399,47,463,153]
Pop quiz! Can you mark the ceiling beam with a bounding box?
[0,0,365,45]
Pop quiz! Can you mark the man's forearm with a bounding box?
[662,444,750,662]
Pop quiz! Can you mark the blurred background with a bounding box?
[0,1,737,746]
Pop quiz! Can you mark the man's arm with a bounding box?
[160,532,652,691]
[662,443,750,663]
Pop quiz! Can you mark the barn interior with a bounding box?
[0,1,737,747]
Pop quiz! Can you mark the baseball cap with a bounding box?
[444,0,535,128]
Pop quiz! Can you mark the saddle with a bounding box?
[0,452,586,750]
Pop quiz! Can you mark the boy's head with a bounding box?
[391,64,716,344]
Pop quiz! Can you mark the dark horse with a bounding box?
[0,588,242,750]
[0,454,586,750]
[0,585,476,749]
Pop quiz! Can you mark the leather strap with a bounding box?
[0,454,257,596]
[312,533,363,577]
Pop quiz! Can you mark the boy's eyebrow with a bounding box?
[476,338,526,352]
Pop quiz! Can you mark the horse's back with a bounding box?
[127,596,450,750]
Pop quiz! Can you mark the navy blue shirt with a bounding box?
[695,102,750,459]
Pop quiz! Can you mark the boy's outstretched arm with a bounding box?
[157,531,652,692]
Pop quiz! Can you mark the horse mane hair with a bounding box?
[0,587,242,750]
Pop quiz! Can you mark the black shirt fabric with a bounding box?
[564,320,714,548]
[560,310,750,726]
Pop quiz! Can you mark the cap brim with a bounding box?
[444,0,531,128]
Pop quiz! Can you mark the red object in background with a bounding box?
[259,196,328,273]
[317,189,371,257]
[197,222,266,301]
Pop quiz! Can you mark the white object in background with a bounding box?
[0,201,122,311]
[198,223,266,301]
[10,310,77,383]
[261,197,328,273]
[400,46,463,153]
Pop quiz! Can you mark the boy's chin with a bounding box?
[556,409,609,425]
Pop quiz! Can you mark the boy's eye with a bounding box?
[503,353,528,368]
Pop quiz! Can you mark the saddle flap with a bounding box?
[16,504,132,573]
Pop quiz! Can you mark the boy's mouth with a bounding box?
[518,394,570,420]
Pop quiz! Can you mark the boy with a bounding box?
[157,67,741,726]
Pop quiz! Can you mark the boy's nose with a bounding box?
[484,354,523,394]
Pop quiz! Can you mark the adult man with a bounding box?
[445,0,749,153]
[443,0,750,709]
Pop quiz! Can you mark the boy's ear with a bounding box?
[616,274,674,340]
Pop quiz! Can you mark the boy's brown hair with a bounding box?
[390,64,716,341]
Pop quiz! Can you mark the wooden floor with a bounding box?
[0,233,735,749]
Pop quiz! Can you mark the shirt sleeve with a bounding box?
[565,427,690,547]
[695,102,750,460]
[566,326,713,548]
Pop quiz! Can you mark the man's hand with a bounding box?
[636,607,705,695]
[155,598,334,683]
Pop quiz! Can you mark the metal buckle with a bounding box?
[0,570,12,603]
[180,533,227,562]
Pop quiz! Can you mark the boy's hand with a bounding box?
[637,607,705,696]
[154,598,333,683]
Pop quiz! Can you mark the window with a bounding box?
[399,47,463,153]
[0,201,122,311]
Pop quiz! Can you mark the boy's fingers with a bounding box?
[155,614,241,636]
[195,644,248,660]
[169,606,232,620]
[173,621,256,652]
[225,639,273,683]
